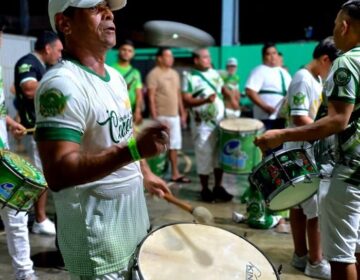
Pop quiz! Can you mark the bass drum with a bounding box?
[133,223,279,280]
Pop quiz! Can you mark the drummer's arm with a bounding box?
[246,87,275,114]
[281,101,353,142]
[182,92,215,108]
[37,140,134,191]
[291,115,314,127]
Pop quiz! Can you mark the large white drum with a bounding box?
[133,223,279,280]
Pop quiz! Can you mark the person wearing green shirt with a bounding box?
[112,39,143,125]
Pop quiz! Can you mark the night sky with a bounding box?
[1,0,346,46]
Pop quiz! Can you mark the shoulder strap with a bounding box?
[192,70,220,96]
[123,67,135,79]
[279,70,287,96]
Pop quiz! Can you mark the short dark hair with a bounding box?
[262,42,277,57]
[313,36,340,62]
[156,47,171,57]
[342,0,360,20]
[34,31,59,51]
[119,39,134,48]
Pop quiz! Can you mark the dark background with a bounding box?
[1,0,345,46]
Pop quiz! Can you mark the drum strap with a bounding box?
[191,70,222,99]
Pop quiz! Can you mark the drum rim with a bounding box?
[250,147,317,178]
[1,150,47,188]
[219,117,265,133]
[266,174,320,211]
[133,222,280,280]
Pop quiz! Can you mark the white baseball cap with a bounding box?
[48,0,127,32]
[226,57,238,66]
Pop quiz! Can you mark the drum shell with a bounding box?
[0,151,47,211]
[250,148,320,211]
[219,118,264,174]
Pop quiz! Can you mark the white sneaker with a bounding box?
[32,218,56,235]
[232,211,245,223]
[291,253,307,271]
[305,259,331,279]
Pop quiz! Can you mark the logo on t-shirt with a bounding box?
[18,63,32,74]
[292,92,306,106]
[333,67,351,86]
[97,110,133,143]
[39,88,69,117]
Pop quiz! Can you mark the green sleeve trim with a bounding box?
[35,127,82,143]
[328,96,356,104]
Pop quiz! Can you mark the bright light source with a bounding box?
[172,33,179,39]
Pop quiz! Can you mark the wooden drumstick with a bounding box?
[163,192,214,224]
[24,127,36,134]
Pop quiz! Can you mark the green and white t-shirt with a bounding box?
[325,47,360,159]
[35,59,149,276]
[182,68,224,128]
[288,68,323,126]
[324,47,360,183]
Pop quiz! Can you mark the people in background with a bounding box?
[146,47,190,183]
[112,39,143,125]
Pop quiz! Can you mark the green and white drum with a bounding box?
[249,148,320,211]
[0,150,47,212]
[134,119,168,177]
[219,118,264,174]
[147,153,168,177]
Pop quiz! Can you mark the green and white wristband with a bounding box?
[128,137,142,161]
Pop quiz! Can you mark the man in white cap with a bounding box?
[36,1,171,279]
[219,57,241,118]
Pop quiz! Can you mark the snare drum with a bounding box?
[219,118,264,174]
[250,148,320,211]
[133,223,279,280]
[0,150,47,212]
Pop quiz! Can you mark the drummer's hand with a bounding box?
[136,120,170,159]
[206,94,216,103]
[10,123,26,139]
[143,170,171,198]
[263,105,276,115]
[254,129,284,152]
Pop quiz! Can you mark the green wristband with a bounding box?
[128,137,142,161]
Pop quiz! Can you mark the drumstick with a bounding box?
[23,127,36,134]
[163,192,214,224]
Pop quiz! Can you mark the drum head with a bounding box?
[1,150,47,187]
[268,176,320,211]
[219,118,264,132]
[136,223,279,280]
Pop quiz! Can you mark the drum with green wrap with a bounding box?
[134,119,168,177]
[249,148,320,211]
[0,150,47,212]
[219,118,264,174]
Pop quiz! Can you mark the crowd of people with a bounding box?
[0,0,360,279]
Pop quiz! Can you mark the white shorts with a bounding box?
[157,115,182,150]
[193,127,219,175]
[293,193,318,220]
[320,164,360,263]
[225,108,241,118]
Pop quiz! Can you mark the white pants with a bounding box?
[23,135,42,171]
[320,164,360,263]
[0,207,35,279]
[156,115,182,150]
[224,108,241,118]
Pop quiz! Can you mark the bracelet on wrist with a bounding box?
[128,137,142,161]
